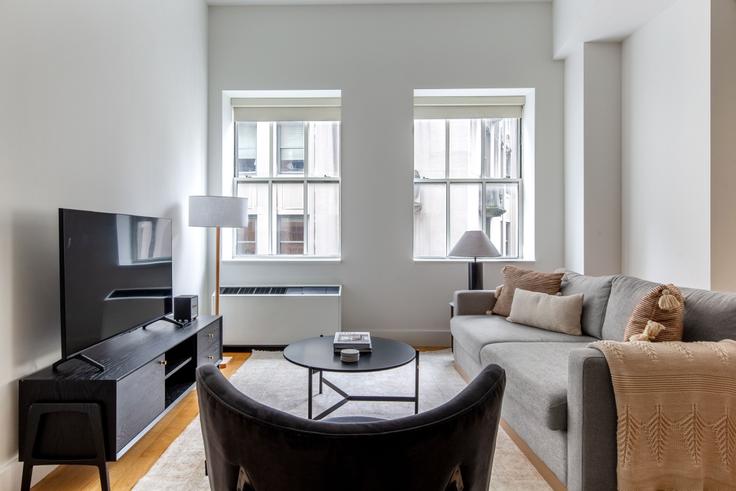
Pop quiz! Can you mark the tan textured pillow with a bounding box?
[623,284,685,342]
[507,288,584,335]
[492,266,564,317]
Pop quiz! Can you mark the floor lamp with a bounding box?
[449,230,501,290]
[189,196,248,315]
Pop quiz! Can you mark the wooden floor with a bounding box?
[32,352,251,491]
[33,346,463,491]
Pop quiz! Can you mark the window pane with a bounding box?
[278,122,305,175]
[278,216,304,254]
[485,183,519,257]
[236,122,257,175]
[274,182,304,255]
[307,183,340,256]
[308,122,340,177]
[235,216,257,255]
[413,183,446,257]
[236,183,269,255]
[485,118,520,179]
[449,183,482,249]
[449,120,482,178]
[414,120,446,179]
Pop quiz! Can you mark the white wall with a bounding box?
[563,41,622,276]
[553,0,676,58]
[709,0,736,292]
[621,0,711,288]
[0,0,208,487]
[563,47,585,272]
[208,3,564,345]
[582,42,621,275]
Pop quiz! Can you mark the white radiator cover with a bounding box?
[216,286,342,346]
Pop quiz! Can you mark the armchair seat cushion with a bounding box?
[451,315,596,364]
[481,342,592,431]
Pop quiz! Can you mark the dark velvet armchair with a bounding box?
[196,363,505,491]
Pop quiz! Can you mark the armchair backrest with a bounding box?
[196,363,505,491]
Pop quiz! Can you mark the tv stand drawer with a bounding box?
[197,323,222,365]
[116,356,165,452]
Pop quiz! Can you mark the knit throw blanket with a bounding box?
[590,339,736,490]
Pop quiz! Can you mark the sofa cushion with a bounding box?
[492,266,564,317]
[601,276,661,340]
[623,284,685,341]
[507,288,584,335]
[680,287,736,341]
[481,342,590,431]
[450,315,597,363]
[561,271,616,338]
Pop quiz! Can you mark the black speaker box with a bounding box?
[174,295,198,324]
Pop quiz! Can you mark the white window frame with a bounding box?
[412,88,536,262]
[220,90,343,262]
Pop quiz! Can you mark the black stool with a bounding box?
[21,402,109,491]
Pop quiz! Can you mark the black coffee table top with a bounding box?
[283,336,416,373]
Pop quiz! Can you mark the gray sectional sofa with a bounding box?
[451,272,736,491]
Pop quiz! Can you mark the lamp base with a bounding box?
[468,262,483,290]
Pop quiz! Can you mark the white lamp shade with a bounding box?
[189,196,248,228]
[449,230,501,258]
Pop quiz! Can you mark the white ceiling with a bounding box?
[208,0,549,5]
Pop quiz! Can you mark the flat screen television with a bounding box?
[59,208,173,362]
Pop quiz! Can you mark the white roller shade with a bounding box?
[233,97,341,122]
[414,96,524,119]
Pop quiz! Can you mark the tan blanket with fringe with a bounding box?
[591,339,736,491]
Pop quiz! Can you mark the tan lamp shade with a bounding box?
[449,230,501,259]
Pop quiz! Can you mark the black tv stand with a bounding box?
[19,316,222,491]
[52,353,105,372]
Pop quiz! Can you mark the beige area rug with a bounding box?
[134,350,549,490]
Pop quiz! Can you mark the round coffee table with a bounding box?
[283,336,419,420]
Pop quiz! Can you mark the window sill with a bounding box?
[223,256,342,263]
[413,257,535,263]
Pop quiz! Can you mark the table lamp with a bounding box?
[449,230,501,290]
[189,196,248,315]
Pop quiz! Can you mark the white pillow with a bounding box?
[507,288,584,335]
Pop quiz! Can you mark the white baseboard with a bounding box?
[368,329,451,347]
[0,458,56,490]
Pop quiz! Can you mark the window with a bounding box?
[413,95,523,259]
[235,216,257,255]
[232,115,340,258]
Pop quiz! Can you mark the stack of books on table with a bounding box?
[333,332,372,353]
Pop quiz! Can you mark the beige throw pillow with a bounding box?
[492,266,564,317]
[623,284,684,342]
[507,288,584,336]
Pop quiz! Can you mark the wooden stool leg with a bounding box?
[20,462,33,491]
[86,405,110,491]
[97,463,110,491]
[20,404,44,491]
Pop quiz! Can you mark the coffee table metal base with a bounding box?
[307,351,419,420]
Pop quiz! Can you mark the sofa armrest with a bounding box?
[567,347,617,491]
[453,290,496,316]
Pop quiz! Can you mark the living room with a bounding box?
[2,0,735,490]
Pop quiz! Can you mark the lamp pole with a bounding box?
[215,226,221,315]
[468,257,483,290]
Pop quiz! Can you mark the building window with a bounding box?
[413,96,523,259]
[236,122,257,175]
[232,119,340,258]
[278,215,305,254]
[235,215,257,255]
